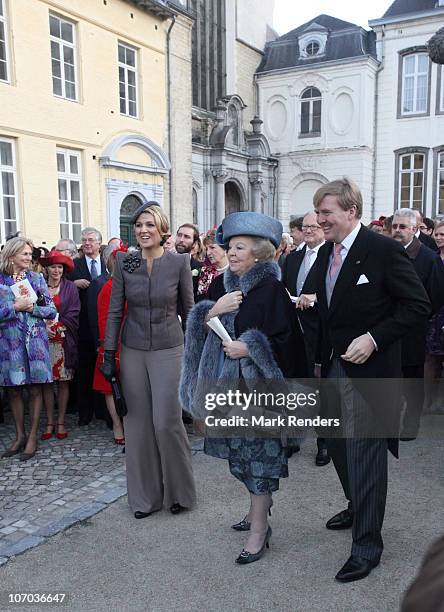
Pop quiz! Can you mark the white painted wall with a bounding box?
[372,14,444,219]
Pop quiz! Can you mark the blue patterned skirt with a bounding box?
[204,437,288,494]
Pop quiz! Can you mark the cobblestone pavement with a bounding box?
[0,413,127,565]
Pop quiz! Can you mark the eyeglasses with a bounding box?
[419,225,427,231]
[392,224,413,230]
[301,225,322,232]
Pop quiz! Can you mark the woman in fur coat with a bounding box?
[180,212,307,564]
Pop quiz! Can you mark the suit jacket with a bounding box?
[418,231,439,253]
[402,237,444,366]
[281,245,321,372]
[190,257,203,300]
[87,273,109,349]
[67,255,106,346]
[104,250,194,352]
[314,226,431,453]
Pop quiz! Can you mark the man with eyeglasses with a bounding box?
[67,227,106,425]
[54,238,78,259]
[281,211,329,465]
[391,209,444,440]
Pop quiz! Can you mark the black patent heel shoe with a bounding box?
[231,501,273,531]
[134,511,152,519]
[235,526,272,565]
[1,437,27,459]
[170,503,186,515]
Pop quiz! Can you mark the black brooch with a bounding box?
[123,252,141,273]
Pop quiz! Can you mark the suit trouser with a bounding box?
[76,340,98,422]
[327,359,388,562]
[120,344,196,513]
[401,365,425,436]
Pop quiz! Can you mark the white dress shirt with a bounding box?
[85,255,102,277]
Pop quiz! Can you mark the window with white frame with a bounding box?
[437,152,444,214]
[401,53,429,115]
[441,66,444,113]
[0,0,10,82]
[0,138,18,243]
[49,13,77,101]
[398,152,425,210]
[57,148,82,243]
[118,42,138,117]
[300,87,321,136]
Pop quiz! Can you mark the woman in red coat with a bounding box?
[93,246,125,444]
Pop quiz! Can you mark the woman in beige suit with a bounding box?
[102,203,196,518]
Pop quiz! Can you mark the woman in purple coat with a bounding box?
[39,251,80,441]
[0,237,57,461]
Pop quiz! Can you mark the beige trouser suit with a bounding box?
[105,250,196,513]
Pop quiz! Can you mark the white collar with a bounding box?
[305,241,325,255]
[339,222,361,252]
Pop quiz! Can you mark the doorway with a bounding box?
[119,194,142,247]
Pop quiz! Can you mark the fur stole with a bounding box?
[179,262,284,419]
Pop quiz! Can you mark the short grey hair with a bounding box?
[56,238,77,257]
[251,237,276,262]
[393,208,417,227]
[80,227,102,243]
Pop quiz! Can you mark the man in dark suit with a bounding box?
[313,178,430,582]
[391,209,444,439]
[67,227,105,425]
[281,211,329,465]
[175,223,202,300]
[414,210,438,252]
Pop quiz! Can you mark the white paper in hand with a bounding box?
[206,317,232,343]
[10,279,38,303]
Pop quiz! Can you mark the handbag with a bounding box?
[110,376,128,418]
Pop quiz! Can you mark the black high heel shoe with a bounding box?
[134,511,152,519]
[231,501,273,531]
[235,526,272,565]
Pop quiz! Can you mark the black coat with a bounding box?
[418,230,438,253]
[67,255,106,347]
[314,226,431,455]
[190,257,203,300]
[281,245,322,373]
[207,272,307,378]
[402,237,444,366]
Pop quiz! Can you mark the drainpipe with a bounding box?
[166,15,176,228]
[371,25,385,220]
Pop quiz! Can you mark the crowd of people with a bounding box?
[1,178,444,594]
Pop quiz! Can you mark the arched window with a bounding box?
[305,41,320,57]
[300,87,321,136]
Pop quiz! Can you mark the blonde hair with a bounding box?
[0,237,34,275]
[251,237,276,262]
[313,177,363,219]
[134,205,170,244]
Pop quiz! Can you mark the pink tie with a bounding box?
[329,243,343,280]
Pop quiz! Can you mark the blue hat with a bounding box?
[215,212,283,248]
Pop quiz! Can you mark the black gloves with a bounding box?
[101,350,117,382]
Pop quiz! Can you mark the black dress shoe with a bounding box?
[134,511,152,519]
[315,447,331,466]
[326,508,353,530]
[170,503,186,515]
[335,555,379,582]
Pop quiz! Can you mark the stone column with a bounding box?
[250,177,263,213]
[213,171,227,223]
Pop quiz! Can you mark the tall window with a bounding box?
[118,42,138,118]
[401,53,429,115]
[300,87,321,136]
[437,152,444,214]
[0,138,18,243]
[441,66,444,113]
[49,13,77,101]
[190,0,226,111]
[398,152,425,210]
[57,148,82,243]
[0,0,10,82]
